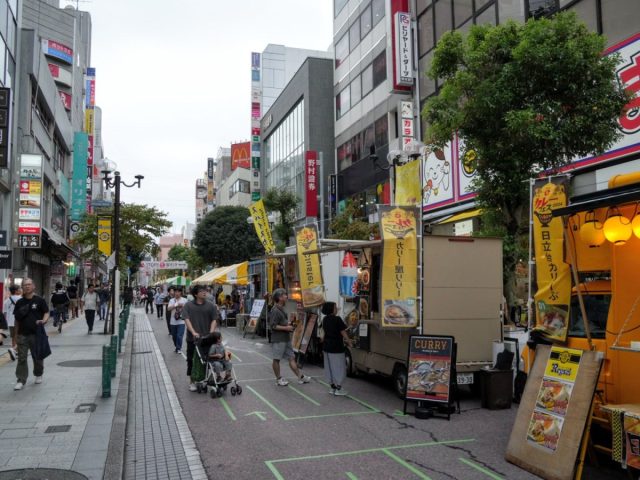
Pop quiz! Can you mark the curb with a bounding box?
[103,311,135,480]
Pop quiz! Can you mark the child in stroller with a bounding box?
[193,332,242,398]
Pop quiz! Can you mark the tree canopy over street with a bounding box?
[193,206,263,266]
[262,188,298,248]
[422,12,630,301]
[167,244,206,278]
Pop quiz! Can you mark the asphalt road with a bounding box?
[147,312,626,480]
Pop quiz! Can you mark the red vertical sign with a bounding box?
[305,151,318,218]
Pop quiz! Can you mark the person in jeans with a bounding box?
[321,301,353,396]
[164,288,175,335]
[168,287,187,354]
[98,285,110,321]
[154,290,165,318]
[82,284,98,334]
[183,285,218,391]
[144,287,155,314]
[269,288,311,387]
[13,278,49,390]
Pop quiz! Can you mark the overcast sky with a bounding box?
[71,0,333,233]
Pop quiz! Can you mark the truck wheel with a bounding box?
[345,350,357,378]
[393,364,408,399]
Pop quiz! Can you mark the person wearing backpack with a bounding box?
[66,282,79,319]
[50,282,70,333]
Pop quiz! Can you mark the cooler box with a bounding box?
[479,368,513,410]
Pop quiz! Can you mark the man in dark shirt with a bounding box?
[13,278,49,391]
[67,283,78,319]
[183,285,218,392]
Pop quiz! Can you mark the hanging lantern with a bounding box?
[603,209,632,245]
[579,211,605,248]
[339,251,358,297]
[632,213,640,239]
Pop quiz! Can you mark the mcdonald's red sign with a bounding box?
[231,142,251,170]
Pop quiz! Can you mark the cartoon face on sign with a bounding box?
[422,145,452,206]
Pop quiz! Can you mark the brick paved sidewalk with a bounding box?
[0,312,124,479]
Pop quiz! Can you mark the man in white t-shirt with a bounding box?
[168,287,188,354]
[2,285,22,361]
[82,284,99,334]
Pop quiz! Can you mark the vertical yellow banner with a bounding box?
[533,181,571,342]
[395,159,421,205]
[249,199,275,255]
[379,206,419,328]
[97,215,112,256]
[295,225,325,307]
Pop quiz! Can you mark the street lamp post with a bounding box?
[102,166,143,335]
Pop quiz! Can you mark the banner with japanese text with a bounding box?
[97,215,112,256]
[533,180,571,343]
[305,151,318,217]
[249,200,275,255]
[379,205,419,328]
[295,225,325,307]
[395,158,421,205]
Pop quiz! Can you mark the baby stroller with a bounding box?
[193,334,243,398]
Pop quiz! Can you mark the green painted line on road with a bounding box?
[459,458,504,480]
[245,411,267,421]
[253,350,273,362]
[286,410,379,421]
[265,461,285,480]
[267,439,475,464]
[219,397,237,421]
[394,410,408,416]
[229,362,272,366]
[246,385,289,420]
[231,352,243,362]
[288,385,321,406]
[382,449,432,480]
[345,472,359,480]
[316,380,380,412]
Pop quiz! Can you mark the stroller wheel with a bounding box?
[230,387,237,396]
[223,384,228,391]
[210,388,216,399]
[236,385,242,395]
[216,388,223,398]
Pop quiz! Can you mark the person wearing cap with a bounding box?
[269,288,311,387]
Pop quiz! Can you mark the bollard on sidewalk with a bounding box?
[102,344,111,398]
[110,335,118,378]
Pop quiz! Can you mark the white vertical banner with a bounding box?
[394,12,413,87]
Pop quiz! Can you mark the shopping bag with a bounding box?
[34,324,52,360]
[190,347,205,382]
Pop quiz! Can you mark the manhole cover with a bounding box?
[45,425,71,434]
[0,469,87,479]
[74,403,97,413]
[57,360,102,367]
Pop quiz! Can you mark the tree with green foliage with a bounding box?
[72,203,172,276]
[422,12,630,303]
[193,206,263,266]
[330,199,377,240]
[167,244,206,277]
[262,188,298,248]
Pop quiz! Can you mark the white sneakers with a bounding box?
[333,388,348,396]
[13,382,23,391]
[189,383,197,392]
[276,377,289,386]
[298,375,311,384]
[35,376,42,384]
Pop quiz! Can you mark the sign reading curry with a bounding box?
[379,206,419,328]
[295,225,325,307]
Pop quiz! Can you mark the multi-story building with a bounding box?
[217,142,252,208]
[158,233,184,262]
[260,57,336,235]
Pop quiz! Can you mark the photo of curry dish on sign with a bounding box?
[383,299,416,327]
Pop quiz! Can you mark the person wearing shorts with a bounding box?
[269,288,310,387]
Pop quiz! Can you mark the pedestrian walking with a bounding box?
[67,282,79,319]
[2,285,21,361]
[321,301,352,396]
[183,285,218,392]
[13,278,49,390]
[50,282,70,333]
[269,288,311,387]
[98,284,110,321]
[164,287,174,335]
[168,287,187,354]
[145,287,155,314]
[154,290,165,318]
[82,284,98,334]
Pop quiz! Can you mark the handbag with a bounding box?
[33,324,52,360]
[0,312,7,330]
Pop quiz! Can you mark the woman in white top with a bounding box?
[2,285,22,360]
[168,287,188,354]
[82,284,99,334]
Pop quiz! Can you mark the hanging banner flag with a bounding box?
[305,151,319,217]
[395,158,421,205]
[532,180,571,343]
[97,215,112,256]
[295,225,325,307]
[249,199,275,255]
[379,205,419,328]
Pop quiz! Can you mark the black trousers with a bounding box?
[165,307,171,333]
[156,304,163,317]
[145,300,154,314]
[85,309,96,332]
[186,340,195,377]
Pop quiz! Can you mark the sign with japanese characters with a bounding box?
[15,155,43,248]
[0,88,10,168]
[97,215,112,257]
[532,180,571,343]
[41,39,73,64]
[394,12,413,87]
[139,261,188,270]
[295,225,325,307]
[305,151,319,218]
[71,132,88,222]
[249,199,275,255]
[379,206,419,328]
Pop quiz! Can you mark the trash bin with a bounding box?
[479,368,513,410]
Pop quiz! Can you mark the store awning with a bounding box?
[191,262,249,286]
[42,227,77,257]
[436,208,483,225]
[162,275,191,287]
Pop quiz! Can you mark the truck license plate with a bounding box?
[457,373,474,385]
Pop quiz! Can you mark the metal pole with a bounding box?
[111,173,121,336]
[319,152,325,239]
[527,178,534,330]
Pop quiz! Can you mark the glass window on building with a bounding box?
[475,0,493,10]
[498,0,525,23]
[528,0,557,18]
[0,1,7,43]
[417,0,434,14]
[372,51,386,88]
[336,86,351,118]
[372,0,385,27]
[601,0,640,47]
[6,15,14,52]
[566,0,598,33]
[335,33,349,68]
[475,3,496,25]
[361,4,373,39]
[419,51,436,99]
[0,47,5,86]
[351,75,362,106]
[361,63,374,95]
[435,0,453,44]
[364,124,375,151]
[335,0,348,17]
[454,0,473,28]
[418,8,434,56]
[350,18,361,52]
[375,115,388,148]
